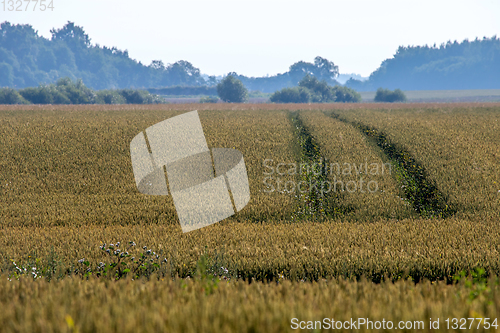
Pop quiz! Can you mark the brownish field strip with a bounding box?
[2,102,500,113]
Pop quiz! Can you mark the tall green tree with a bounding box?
[50,21,91,48]
[288,57,339,86]
[217,75,248,103]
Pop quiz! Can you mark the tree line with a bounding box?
[2,21,497,94]
[0,21,206,89]
[346,37,500,91]
[0,21,340,93]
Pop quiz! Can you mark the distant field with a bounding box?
[1,103,500,332]
[160,92,271,104]
[360,89,500,102]
[162,96,270,103]
[162,89,500,104]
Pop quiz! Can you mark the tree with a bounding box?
[50,21,91,48]
[0,22,39,57]
[37,47,57,71]
[288,61,317,84]
[313,56,339,82]
[288,57,340,86]
[149,60,165,71]
[164,60,205,86]
[298,75,335,102]
[206,76,218,86]
[217,75,248,103]
[52,43,77,69]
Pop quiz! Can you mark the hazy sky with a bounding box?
[2,0,499,77]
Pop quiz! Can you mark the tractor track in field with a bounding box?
[328,112,455,218]
[289,112,349,219]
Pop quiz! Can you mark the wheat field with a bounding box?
[1,103,500,332]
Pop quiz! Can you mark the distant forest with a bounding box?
[347,37,500,91]
[0,21,339,92]
[1,21,499,92]
[0,21,207,89]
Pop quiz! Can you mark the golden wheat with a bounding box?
[298,110,417,220]
[329,106,500,219]
[1,275,499,333]
[1,104,500,332]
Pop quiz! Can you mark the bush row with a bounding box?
[0,77,166,105]
[270,75,362,103]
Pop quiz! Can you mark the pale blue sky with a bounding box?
[2,0,499,77]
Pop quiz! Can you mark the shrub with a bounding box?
[96,90,127,104]
[0,88,30,104]
[270,87,310,103]
[118,89,165,104]
[331,85,362,103]
[20,87,53,104]
[217,75,248,103]
[50,87,72,104]
[199,96,219,103]
[19,85,71,104]
[56,78,96,104]
[374,88,407,102]
[119,89,149,104]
